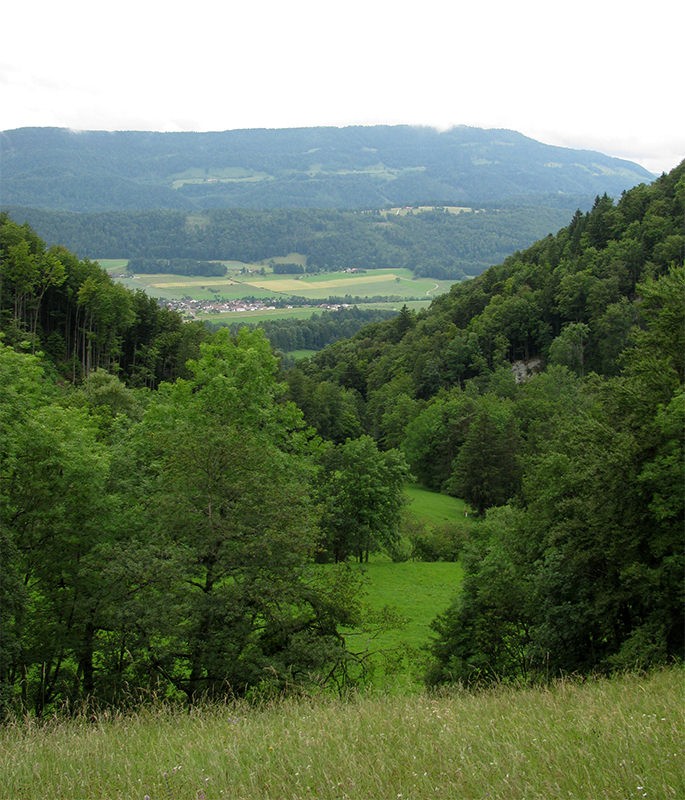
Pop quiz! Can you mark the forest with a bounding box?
[288,163,684,684]
[6,204,574,280]
[126,257,227,277]
[226,307,398,354]
[0,160,682,716]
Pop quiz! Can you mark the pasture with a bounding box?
[348,559,463,690]
[342,485,470,689]
[405,483,472,525]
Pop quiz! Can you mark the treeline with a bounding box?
[287,163,685,682]
[127,257,227,276]
[0,212,209,386]
[272,262,305,274]
[225,307,398,353]
[6,205,573,280]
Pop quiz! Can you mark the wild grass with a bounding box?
[1,668,681,799]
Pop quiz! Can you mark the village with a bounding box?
[162,296,351,318]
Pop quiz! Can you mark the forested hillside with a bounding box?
[6,205,578,280]
[0,212,210,385]
[3,125,654,283]
[1,126,652,211]
[289,163,685,682]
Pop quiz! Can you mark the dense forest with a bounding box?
[6,205,575,280]
[0,160,682,716]
[0,212,410,714]
[1,125,652,211]
[126,257,227,277]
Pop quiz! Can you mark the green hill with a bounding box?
[0,125,653,211]
[291,162,685,686]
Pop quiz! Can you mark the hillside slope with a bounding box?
[289,162,684,684]
[0,125,653,211]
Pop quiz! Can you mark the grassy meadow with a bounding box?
[346,559,463,691]
[2,668,681,799]
[405,483,472,525]
[339,485,470,689]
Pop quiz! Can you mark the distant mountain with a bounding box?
[0,125,654,212]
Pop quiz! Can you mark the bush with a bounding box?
[404,515,470,561]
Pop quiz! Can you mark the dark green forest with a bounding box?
[6,205,575,280]
[126,257,227,277]
[0,160,683,716]
[227,307,399,355]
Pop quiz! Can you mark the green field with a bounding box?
[2,669,681,799]
[405,483,473,524]
[199,300,433,323]
[340,485,470,690]
[98,259,454,318]
[347,560,463,689]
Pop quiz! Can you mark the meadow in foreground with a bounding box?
[1,668,682,800]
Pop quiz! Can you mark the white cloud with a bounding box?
[1,0,683,173]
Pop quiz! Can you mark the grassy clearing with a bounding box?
[1,668,681,799]
[341,486,467,690]
[348,560,463,690]
[285,349,319,360]
[405,483,473,525]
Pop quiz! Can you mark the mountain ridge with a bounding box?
[0,125,653,212]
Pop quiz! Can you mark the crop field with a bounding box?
[99,259,454,317]
[244,270,437,297]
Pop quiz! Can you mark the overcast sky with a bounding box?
[2,0,682,174]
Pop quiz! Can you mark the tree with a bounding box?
[401,390,477,490]
[119,327,355,701]
[427,506,533,686]
[318,436,410,562]
[0,380,111,714]
[547,322,590,376]
[447,396,521,515]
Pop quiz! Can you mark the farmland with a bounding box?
[99,259,454,321]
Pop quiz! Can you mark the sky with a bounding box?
[1,0,683,175]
